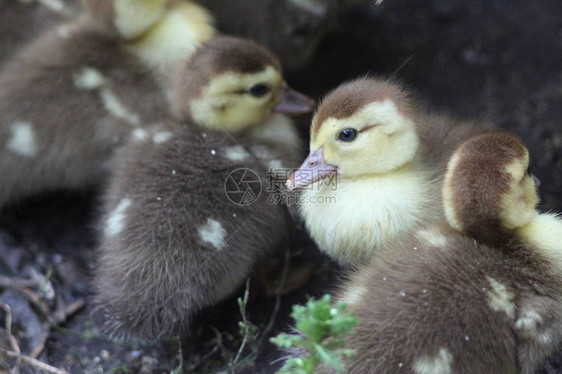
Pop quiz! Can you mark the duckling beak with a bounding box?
[286,148,337,191]
[273,86,315,114]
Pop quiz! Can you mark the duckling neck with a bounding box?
[299,163,438,264]
[127,2,216,76]
[246,114,302,149]
[517,213,562,275]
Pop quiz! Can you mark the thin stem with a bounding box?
[259,249,291,347]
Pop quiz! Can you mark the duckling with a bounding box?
[82,0,217,76]
[286,77,483,264]
[80,0,170,40]
[93,36,314,339]
[334,132,562,374]
[0,0,216,209]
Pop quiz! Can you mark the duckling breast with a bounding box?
[298,170,438,264]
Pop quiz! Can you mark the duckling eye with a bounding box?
[338,128,358,142]
[248,84,271,98]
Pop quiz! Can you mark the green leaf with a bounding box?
[271,295,358,374]
[314,344,345,372]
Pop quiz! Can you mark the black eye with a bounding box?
[338,128,358,142]
[249,84,271,97]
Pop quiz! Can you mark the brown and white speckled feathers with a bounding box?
[338,230,519,374]
[92,36,307,339]
[94,119,301,338]
[334,132,562,374]
[0,0,77,67]
[0,2,218,209]
[0,19,169,208]
[443,133,562,373]
[293,77,484,264]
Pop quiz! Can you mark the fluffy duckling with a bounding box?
[335,133,562,374]
[82,0,217,75]
[287,77,483,264]
[0,0,216,209]
[80,0,170,40]
[94,36,314,339]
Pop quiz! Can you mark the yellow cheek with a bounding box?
[505,156,529,183]
[322,146,339,165]
[523,177,539,210]
[221,104,269,131]
[114,0,168,39]
[500,178,538,229]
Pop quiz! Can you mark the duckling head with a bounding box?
[82,0,169,40]
[443,132,539,244]
[286,77,419,189]
[171,36,315,133]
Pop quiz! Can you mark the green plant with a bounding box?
[230,279,260,371]
[271,295,357,374]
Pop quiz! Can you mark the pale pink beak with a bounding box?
[273,86,315,114]
[286,148,338,191]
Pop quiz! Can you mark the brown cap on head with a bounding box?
[443,132,535,246]
[171,36,283,120]
[189,36,282,75]
[311,77,418,137]
[178,36,281,88]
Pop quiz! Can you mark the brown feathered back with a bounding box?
[0,19,168,208]
[94,120,298,338]
[339,229,519,374]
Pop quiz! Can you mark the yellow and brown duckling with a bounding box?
[335,132,562,374]
[80,0,170,40]
[0,0,216,209]
[93,36,314,339]
[286,77,483,264]
[82,0,217,76]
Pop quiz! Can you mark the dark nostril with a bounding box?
[308,161,317,167]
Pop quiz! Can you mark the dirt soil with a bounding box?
[1,0,561,373]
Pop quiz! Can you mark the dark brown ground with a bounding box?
[1,0,561,373]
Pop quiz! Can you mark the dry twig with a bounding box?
[1,302,22,374]
[0,349,69,374]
